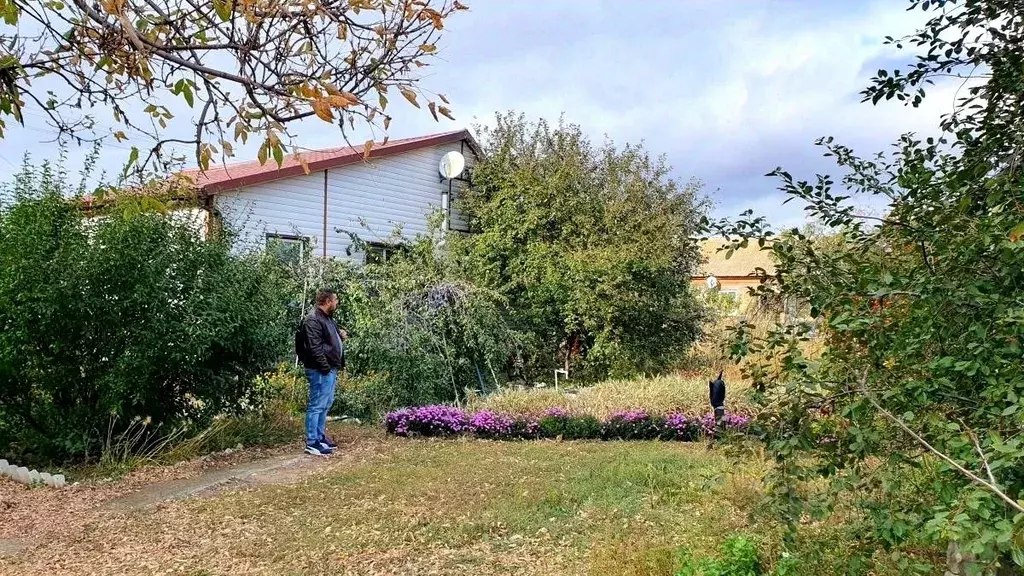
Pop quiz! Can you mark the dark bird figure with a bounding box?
[709,370,726,423]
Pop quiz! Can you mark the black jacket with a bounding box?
[298,308,345,373]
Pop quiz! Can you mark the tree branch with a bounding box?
[860,372,1024,514]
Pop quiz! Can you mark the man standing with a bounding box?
[296,289,347,456]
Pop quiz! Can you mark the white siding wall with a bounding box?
[447,151,475,233]
[213,141,474,261]
[214,171,324,254]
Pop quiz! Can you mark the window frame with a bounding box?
[364,241,407,265]
[265,233,308,266]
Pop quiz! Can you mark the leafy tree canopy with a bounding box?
[456,112,708,382]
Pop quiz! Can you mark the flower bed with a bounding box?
[384,405,751,441]
[384,405,469,437]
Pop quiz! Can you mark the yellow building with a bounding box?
[691,238,776,310]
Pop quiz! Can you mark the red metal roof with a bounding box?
[181,129,477,194]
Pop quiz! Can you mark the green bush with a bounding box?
[537,413,602,440]
[332,372,402,421]
[0,158,291,463]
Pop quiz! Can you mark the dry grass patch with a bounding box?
[467,373,753,420]
[3,434,765,575]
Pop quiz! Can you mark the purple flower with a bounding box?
[522,419,540,436]
[664,412,699,441]
[469,410,515,438]
[608,409,650,423]
[602,409,662,440]
[543,407,569,418]
[383,405,468,437]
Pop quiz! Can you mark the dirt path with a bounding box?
[0,425,384,561]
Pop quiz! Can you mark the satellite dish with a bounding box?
[439,151,466,180]
[705,275,719,290]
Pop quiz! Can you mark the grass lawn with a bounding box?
[6,428,776,576]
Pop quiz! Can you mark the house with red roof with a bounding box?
[177,129,479,263]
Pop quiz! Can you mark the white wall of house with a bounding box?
[213,141,474,261]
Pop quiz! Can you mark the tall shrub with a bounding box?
[711,1,1024,570]
[455,113,708,381]
[0,158,291,463]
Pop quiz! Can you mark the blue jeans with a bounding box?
[305,369,337,445]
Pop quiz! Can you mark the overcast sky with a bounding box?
[0,0,958,229]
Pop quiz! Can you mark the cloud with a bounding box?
[0,0,961,230]
[421,0,956,226]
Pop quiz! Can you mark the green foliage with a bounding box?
[537,413,602,440]
[455,112,708,381]
[676,535,765,576]
[282,221,521,419]
[0,157,291,464]
[333,372,404,421]
[708,1,1024,572]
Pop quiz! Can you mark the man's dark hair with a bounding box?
[316,289,337,305]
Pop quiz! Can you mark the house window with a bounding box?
[364,242,405,265]
[720,289,739,302]
[266,233,306,266]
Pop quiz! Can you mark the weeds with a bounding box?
[83,407,300,480]
[95,416,186,478]
[162,409,300,463]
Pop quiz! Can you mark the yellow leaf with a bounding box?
[324,84,342,96]
[99,0,120,14]
[384,116,391,130]
[313,99,334,122]
[296,155,310,175]
[419,43,436,54]
[113,130,127,142]
[337,23,347,40]
[400,88,419,108]
[328,95,351,108]
[1010,222,1024,242]
[342,91,359,104]
[438,106,455,121]
[419,8,443,29]
[379,93,388,110]
[363,139,374,159]
[428,101,438,122]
